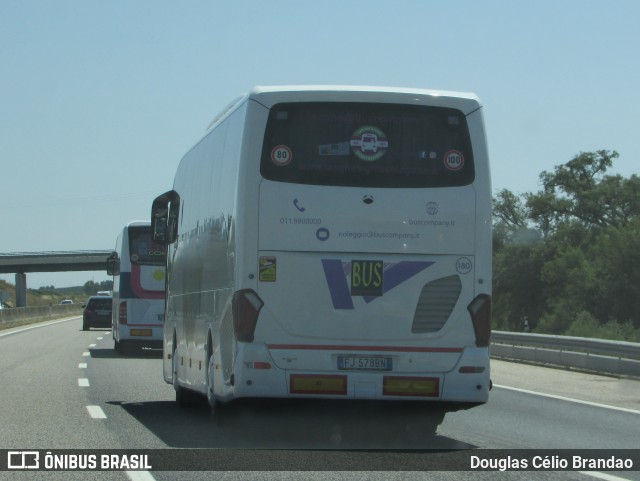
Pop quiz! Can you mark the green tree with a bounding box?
[535,234,598,334]
[492,150,640,338]
[492,242,545,331]
[564,310,600,337]
[84,281,98,296]
[492,189,531,252]
[589,218,640,328]
[526,150,640,233]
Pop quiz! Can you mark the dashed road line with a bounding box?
[126,471,156,481]
[86,405,107,419]
[78,378,90,387]
[78,363,87,369]
[89,343,96,348]
[82,351,91,357]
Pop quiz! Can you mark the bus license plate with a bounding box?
[338,356,392,371]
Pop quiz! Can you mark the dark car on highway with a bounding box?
[82,296,113,330]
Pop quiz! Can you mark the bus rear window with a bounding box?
[128,227,167,265]
[260,102,475,188]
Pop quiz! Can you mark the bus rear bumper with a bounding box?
[229,344,489,404]
[115,325,163,342]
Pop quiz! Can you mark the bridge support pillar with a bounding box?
[15,272,27,307]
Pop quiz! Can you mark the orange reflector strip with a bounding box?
[382,376,439,397]
[130,329,152,337]
[290,374,347,395]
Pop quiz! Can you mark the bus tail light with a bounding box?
[245,361,272,370]
[119,301,128,325]
[467,294,491,347]
[232,289,264,343]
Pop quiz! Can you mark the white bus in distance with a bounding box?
[107,221,167,353]
[151,86,492,420]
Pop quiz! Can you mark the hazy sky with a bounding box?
[1,0,638,288]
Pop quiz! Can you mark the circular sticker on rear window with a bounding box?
[271,145,293,166]
[350,126,389,162]
[444,150,464,171]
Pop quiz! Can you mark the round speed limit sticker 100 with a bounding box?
[271,145,293,166]
[444,150,464,171]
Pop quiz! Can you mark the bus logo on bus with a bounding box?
[322,259,434,310]
[350,126,388,162]
[351,260,383,297]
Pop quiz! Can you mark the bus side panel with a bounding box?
[467,108,492,300]
[207,100,269,394]
[234,99,269,294]
[111,229,124,344]
[163,103,247,392]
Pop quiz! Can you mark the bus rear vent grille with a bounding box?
[412,275,462,334]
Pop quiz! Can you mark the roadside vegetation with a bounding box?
[0,279,112,308]
[0,280,114,331]
[493,150,640,341]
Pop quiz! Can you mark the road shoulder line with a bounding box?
[0,316,80,338]
[495,384,640,415]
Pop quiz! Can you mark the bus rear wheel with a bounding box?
[173,352,190,407]
[206,351,219,416]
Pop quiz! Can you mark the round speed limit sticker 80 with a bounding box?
[271,145,293,166]
[444,150,464,171]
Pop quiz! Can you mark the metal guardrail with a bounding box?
[1,311,638,376]
[492,331,640,360]
[491,330,640,378]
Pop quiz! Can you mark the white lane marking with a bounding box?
[78,363,87,369]
[495,384,640,415]
[86,405,107,419]
[96,337,103,340]
[126,470,156,481]
[579,472,635,481]
[82,351,91,357]
[89,343,96,348]
[0,316,80,338]
[78,378,90,387]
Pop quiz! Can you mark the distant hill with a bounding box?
[0,280,88,307]
[50,285,86,296]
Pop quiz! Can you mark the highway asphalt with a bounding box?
[1,316,638,481]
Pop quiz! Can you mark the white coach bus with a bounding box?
[107,221,166,352]
[151,86,492,413]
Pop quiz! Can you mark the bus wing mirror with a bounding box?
[151,190,180,245]
[106,252,120,276]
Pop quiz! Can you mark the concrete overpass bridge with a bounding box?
[0,251,113,307]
